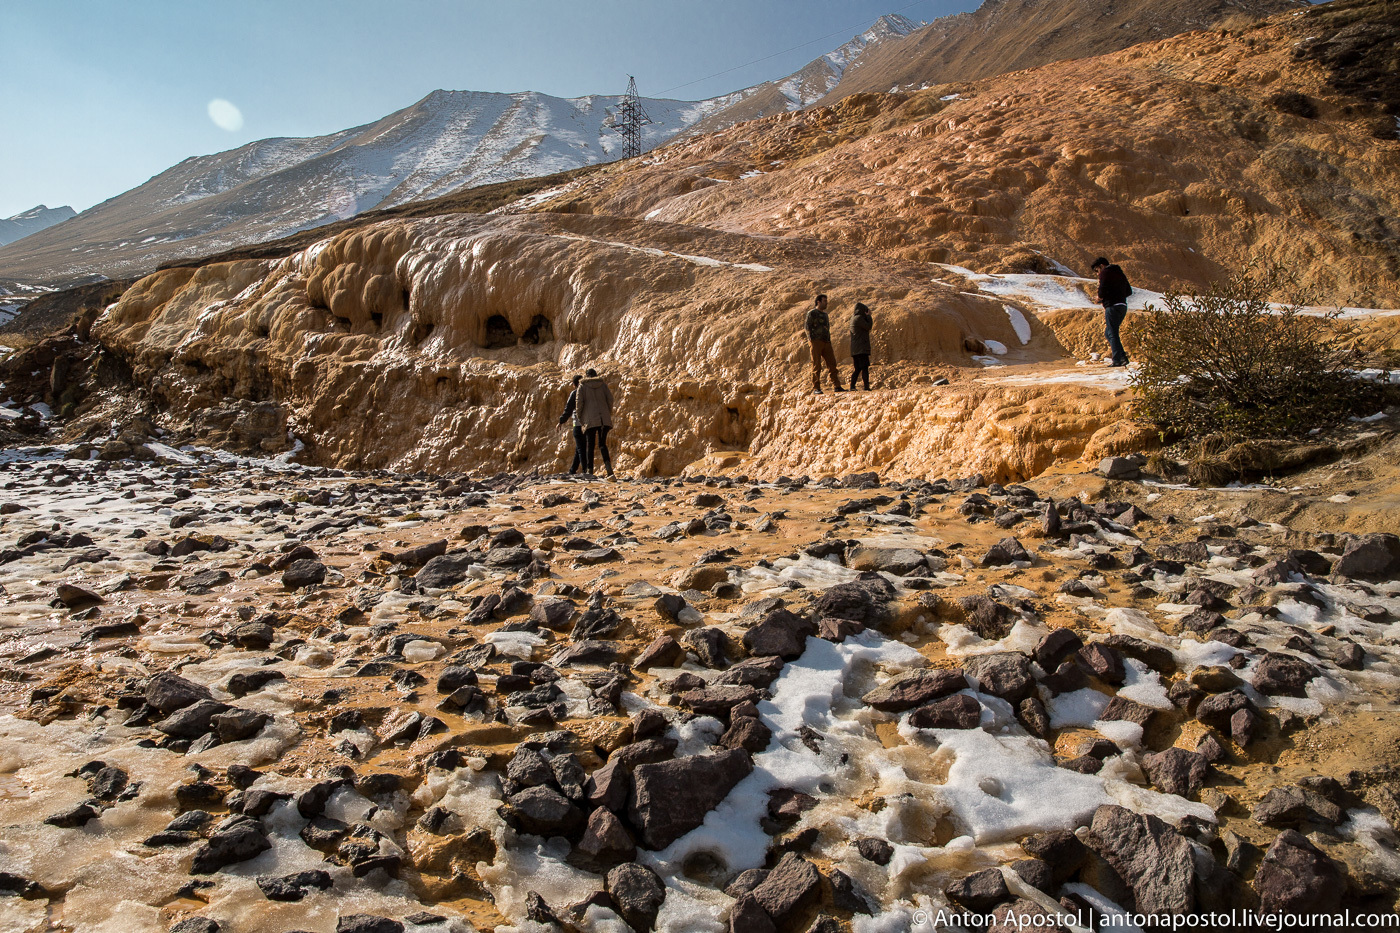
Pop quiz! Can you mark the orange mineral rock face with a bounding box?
[90,212,1162,480]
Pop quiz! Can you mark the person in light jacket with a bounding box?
[848,302,873,390]
[576,368,615,478]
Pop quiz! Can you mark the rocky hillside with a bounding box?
[524,0,1400,305]
[0,0,1309,291]
[823,0,1307,100]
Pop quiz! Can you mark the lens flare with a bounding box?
[207,99,244,132]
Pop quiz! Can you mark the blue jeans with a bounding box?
[1104,303,1129,365]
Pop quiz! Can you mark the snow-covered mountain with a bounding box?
[0,205,76,248]
[0,17,923,286]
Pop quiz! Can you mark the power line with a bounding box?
[657,0,937,97]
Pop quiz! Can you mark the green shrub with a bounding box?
[1131,262,1380,440]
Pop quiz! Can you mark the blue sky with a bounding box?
[1,0,978,218]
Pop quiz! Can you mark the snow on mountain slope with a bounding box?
[0,205,77,247]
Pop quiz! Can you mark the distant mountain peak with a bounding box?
[0,205,77,248]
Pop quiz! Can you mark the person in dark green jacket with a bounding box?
[805,294,844,394]
[849,301,873,390]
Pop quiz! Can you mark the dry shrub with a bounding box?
[1131,262,1381,441]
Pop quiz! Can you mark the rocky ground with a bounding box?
[1,443,1399,933]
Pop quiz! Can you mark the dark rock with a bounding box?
[962,653,1035,704]
[678,685,760,718]
[227,621,274,650]
[635,635,685,670]
[980,537,1032,567]
[415,553,477,589]
[684,627,730,668]
[1033,628,1083,671]
[605,862,667,932]
[1018,697,1050,738]
[946,867,1009,910]
[1099,696,1156,728]
[55,582,104,608]
[743,609,815,660]
[576,807,636,867]
[145,672,214,713]
[956,595,1018,640]
[257,869,332,901]
[829,868,874,914]
[1333,533,1400,581]
[1022,830,1087,883]
[722,869,769,901]
[44,803,100,828]
[281,559,327,590]
[192,822,272,873]
[855,837,894,865]
[507,747,555,789]
[300,816,349,851]
[907,694,982,729]
[1231,708,1260,747]
[729,894,777,933]
[1011,859,1054,892]
[1251,653,1319,698]
[629,748,753,849]
[862,668,967,712]
[713,656,785,690]
[156,699,231,738]
[530,598,576,631]
[169,921,220,933]
[336,917,404,933]
[503,785,584,837]
[211,708,270,742]
[1087,805,1196,914]
[810,574,896,627]
[1076,643,1126,685]
[1101,634,1176,674]
[720,716,773,754]
[226,669,285,698]
[751,853,821,927]
[1196,690,1252,730]
[1251,786,1343,827]
[1142,748,1210,798]
[1253,829,1343,915]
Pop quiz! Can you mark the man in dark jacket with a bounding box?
[557,375,586,474]
[1092,256,1132,367]
[805,294,844,394]
[848,302,873,390]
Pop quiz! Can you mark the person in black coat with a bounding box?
[1092,256,1133,367]
[848,302,873,390]
[557,375,586,474]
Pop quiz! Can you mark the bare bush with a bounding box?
[1130,262,1380,440]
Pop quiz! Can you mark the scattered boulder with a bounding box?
[145,672,214,713]
[751,853,821,928]
[629,749,753,849]
[606,863,667,932]
[1141,748,1210,798]
[281,559,327,590]
[962,653,1034,704]
[1253,829,1343,915]
[907,694,982,730]
[862,668,967,712]
[1086,805,1196,914]
[1251,653,1320,698]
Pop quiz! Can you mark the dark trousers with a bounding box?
[568,425,586,473]
[850,354,870,389]
[585,425,612,475]
[1104,303,1129,365]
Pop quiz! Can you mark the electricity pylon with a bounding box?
[605,76,653,160]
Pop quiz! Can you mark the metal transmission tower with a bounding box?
[605,76,653,161]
